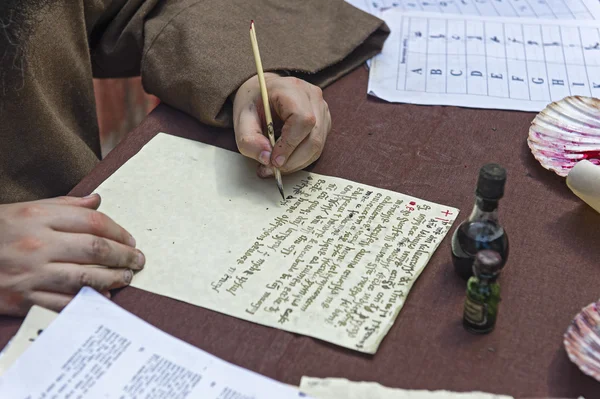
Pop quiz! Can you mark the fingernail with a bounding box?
[259,151,271,166]
[275,155,286,167]
[124,269,133,284]
[102,291,112,299]
[82,193,97,199]
[127,235,137,247]
[136,251,145,268]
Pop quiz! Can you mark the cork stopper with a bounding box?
[476,163,507,200]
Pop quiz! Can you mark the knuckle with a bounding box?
[90,237,111,261]
[312,85,323,99]
[236,133,248,147]
[289,76,303,87]
[121,229,133,246]
[16,205,45,218]
[310,135,325,155]
[0,279,27,303]
[56,196,74,205]
[124,248,138,267]
[77,270,94,288]
[96,279,111,292]
[274,97,287,116]
[236,134,253,154]
[15,236,44,253]
[87,211,106,232]
[52,268,72,289]
[256,166,270,178]
[302,113,317,128]
[76,269,110,292]
[277,138,296,152]
[0,253,34,276]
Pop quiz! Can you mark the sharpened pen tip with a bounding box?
[276,179,285,201]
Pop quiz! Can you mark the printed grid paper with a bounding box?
[367,11,600,111]
[346,0,600,19]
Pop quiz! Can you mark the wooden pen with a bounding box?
[249,20,285,201]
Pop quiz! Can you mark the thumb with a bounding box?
[235,103,273,166]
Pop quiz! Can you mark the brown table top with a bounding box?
[1,66,599,397]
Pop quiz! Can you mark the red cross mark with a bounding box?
[442,210,453,217]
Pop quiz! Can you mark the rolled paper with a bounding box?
[566,160,600,214]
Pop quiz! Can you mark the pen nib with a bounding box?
[273,167,285,201]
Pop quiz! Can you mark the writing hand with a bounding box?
[232,73,331,177]
[0,194,144,316]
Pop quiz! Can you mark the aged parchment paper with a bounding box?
[0,306,58,376]
[299,377,513,398]
[94,133,459,354]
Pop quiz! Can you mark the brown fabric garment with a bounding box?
[0,0,389,203]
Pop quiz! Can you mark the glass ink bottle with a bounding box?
[463,250,502,334]
[451,163,509,281]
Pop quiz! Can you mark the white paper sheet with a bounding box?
[91,133,459,354]
[367,10,600,111]
[299,377,514,399]
[346,0,600,19]
[0,287,311,398]
[566,159,600,213]
[0,306,57,376]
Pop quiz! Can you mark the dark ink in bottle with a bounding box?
[451,164,509,281]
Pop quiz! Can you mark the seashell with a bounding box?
[563,300,600,382]
[528,96,600,177]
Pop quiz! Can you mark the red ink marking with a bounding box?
[442,210,453,217]
[436,217,450,222]
[409,201,416,206]
[582,150,600,160]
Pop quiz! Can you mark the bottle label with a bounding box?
[464,296,487,326]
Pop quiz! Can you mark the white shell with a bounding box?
[528,96,600,177]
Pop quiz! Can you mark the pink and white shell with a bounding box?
[528,96,600,177]
[563,300,600,382]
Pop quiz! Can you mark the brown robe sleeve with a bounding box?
[88,0,389,127]
[0,1,387,204]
